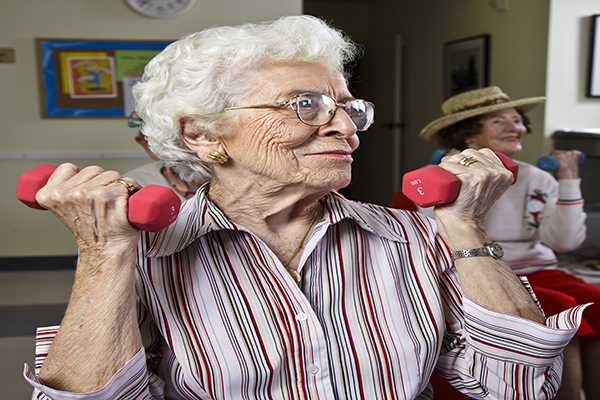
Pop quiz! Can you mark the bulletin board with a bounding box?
[36,38,172,118]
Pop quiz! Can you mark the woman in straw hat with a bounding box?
[420,86,600,400]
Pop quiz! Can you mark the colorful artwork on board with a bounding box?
[66,57,117,98]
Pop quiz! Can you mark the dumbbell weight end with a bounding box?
[15,165,57,210]
[430,149,447,165]
[16,165,181,232]
[537,151,585,172]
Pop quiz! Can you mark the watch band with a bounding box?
[451,242,504,260]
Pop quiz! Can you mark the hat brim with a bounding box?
[419,96,546,141]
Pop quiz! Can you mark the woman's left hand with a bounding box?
[433,148,514,228]
[550,149,581,180]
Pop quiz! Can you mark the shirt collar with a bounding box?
[145,184,407,258]
[322,191,408,243]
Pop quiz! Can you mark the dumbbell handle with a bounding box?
[537,150,585,172]
[16,165,181,232]
[402,152,518,208]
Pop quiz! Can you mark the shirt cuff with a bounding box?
[462,293,587,367]
[557,178,582,200]
[23,347,148,400]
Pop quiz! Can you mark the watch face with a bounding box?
[126,0,196,18]
[488,243,504,258]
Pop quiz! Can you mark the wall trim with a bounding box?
[0,256,77,272]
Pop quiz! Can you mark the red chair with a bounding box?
[391,188,418,211]
[429,371,472,399]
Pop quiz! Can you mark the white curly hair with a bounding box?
[132,15,361,184]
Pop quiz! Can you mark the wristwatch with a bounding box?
[451,242,504,260]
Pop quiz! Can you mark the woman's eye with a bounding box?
[298,99,315,109]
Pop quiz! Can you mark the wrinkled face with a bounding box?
[466,107,527,158]
[220,61,361,193]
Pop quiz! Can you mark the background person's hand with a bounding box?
[550,149,581,180]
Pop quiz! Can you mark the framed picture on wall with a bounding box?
[587,15,600,97]
[444,35,490,99]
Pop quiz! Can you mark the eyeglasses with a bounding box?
[224,92,375,131]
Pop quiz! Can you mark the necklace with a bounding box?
[282,206,320,284]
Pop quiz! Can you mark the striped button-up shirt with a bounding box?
[26,186,585,400]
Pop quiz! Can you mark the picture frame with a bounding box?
[587,15,600,97]
[444,35,490,99]
[36,38,172,118]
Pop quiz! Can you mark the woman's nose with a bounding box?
[507,120,523,131]
[320,107,358,137]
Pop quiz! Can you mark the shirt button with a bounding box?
[307,364,320,375]
[295,313,308,322]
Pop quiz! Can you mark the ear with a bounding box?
[180,118,225,163]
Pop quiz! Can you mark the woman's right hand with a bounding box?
[36,163,145,393]
[35,163,142,252]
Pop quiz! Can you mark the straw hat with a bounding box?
[419,86,545,141]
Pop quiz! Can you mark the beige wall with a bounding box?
[0,0,302,257]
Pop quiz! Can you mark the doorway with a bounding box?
[345,34,404,207]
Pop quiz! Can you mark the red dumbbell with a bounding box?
[16,165,181,232]
[402,152,518,208]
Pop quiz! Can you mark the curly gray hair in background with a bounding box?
[133,15,361,184]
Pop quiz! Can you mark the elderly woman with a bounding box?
[419,86,600,400]
[24,17,583,400]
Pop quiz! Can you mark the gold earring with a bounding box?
[208,151,229,164]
